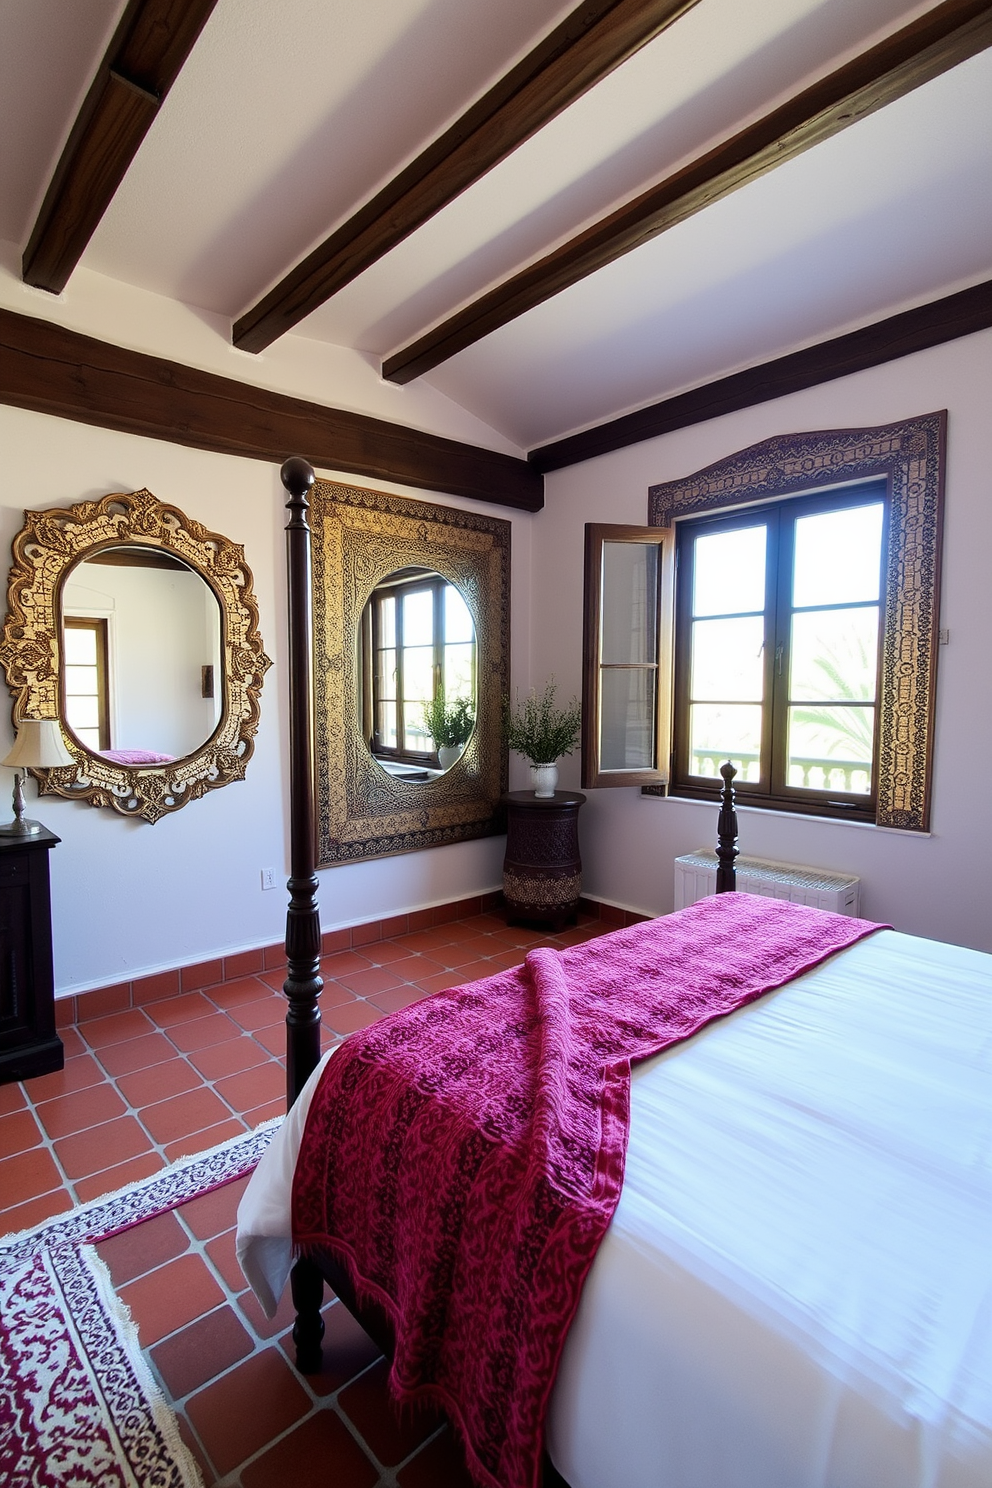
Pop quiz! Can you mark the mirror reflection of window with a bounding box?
[362,569,476,779]
[61,546,223,761]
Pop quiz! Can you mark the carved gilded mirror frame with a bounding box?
[0,488,271,823]
[311,480,510,863]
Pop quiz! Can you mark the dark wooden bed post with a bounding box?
[280,455,325,1372]
[715,760,738,893]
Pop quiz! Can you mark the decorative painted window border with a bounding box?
[648,411,945,831]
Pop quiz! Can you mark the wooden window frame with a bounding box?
[671,484,888,822]
[581,523,673,789]
[62,616,110,752]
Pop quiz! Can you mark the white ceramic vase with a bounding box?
[530,762,558,798]
[437,744,464,771]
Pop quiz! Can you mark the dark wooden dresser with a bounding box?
[501,790,586,931]
[0,827,63,1084]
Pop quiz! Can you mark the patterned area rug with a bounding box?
[0,1123,278,1488]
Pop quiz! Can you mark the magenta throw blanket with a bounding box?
[292,894,884,1488]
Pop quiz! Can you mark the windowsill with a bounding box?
[646,790,932,838]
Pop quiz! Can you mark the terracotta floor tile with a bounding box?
[336,965,405,997]
[116,1058,203,1109]
[53,1114,153,1180]
[0,1186,74,1235]
[176,1412,212,1486]
[487,949,527,971]
[206,975,274,1009]
[368,985,427,1014]
[444,959,497,985]
[360,942,417,967]
[323,1002,386,1037]
[316,982,360,1010]
[95,1209,190,1287]
[413,972,464,996]
[0,1145,65,1208]
[251,1025,291,1058]
[213,1062,285,1117]
[139,1086,234,1145]
[96,1031,179,1077]
[21,1052,105,1103]
[240,1407,379,1488]
[227,996,286,1033]
[0,1082,27,1116]
[144,991,218,1027]
[151,1303,254,1400]
[392,954,445,982]
[458,912,507,933]
[35,1082,127,1140]
[73,1151,166,1204]
[81,1008,156,1049]
[449,935,502,961]
[318,950,375,978]
[0,1107,43,1156]
[204,1227,248,1294]
[185,1347,312,1478]
[57,1027,87,1058]
[282,1300,382,1395]
[237,1282,298,1341]
[163,1118,247,1166]
[165,1012,243,1054]
[119,1251,226,1347]
[490,927,547,949]
[391,928,460,953]
[397,1426,475,1488]
[180,1173,251,1240]
[188,1035,270,1081]
[339,1356,444,1466]
[244,1097,286,1127]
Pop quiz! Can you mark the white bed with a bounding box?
[237,927,992,1488]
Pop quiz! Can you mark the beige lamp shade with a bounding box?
[1,719,76,769]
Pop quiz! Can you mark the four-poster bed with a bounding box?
[238,458,992,1488]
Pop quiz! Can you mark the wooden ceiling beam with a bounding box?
[232,0,702,354]
[0,309,542,511]
[22,0,219,294]
[383,0,992,385]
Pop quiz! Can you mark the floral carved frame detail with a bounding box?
[0,489,272,823]
[311,480,510,864]
[648,411,946,831]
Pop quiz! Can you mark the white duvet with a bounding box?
[237,928,992,1488]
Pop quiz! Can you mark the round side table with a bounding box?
[501,790,586,930]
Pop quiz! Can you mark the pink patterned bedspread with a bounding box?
[292,894,884,1488]
[99,749,175,765]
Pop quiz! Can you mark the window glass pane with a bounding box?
[77,727,101,750]
[379,595,396,648]
[692,526,765,617]
[66,696,99,731]
[599,669,656,770]
[787,706,874,793]
[64,627,97,664]
[402,646,433,702]
[402,589,434,647]
[690,616,764,702]
[793,503,883,607]
[790,608,878,702]
[601,543,658,663]
[688,704,762,783]
[444,642,474,700]
[378,701,397,749]
[376,648,396,700]
[443,585,473,644]
[65,664,97,698]
[404,716,432,752]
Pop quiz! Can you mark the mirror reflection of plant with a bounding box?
[791,634,874,761]
[503,679,581,765]
[422,694,475,750]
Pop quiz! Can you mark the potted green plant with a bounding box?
[503,679,581,797]
[422,695,475,770]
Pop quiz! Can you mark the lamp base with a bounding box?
[0,817,43,836]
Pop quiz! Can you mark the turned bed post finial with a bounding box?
[715,760,739,894]
[281,457,323,1111]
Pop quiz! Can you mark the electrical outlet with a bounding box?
[260,866,278,891]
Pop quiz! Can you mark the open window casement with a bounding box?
[581,524,674,790]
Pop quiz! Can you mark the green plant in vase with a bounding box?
[422,695,475,769]
[503,679,581,797]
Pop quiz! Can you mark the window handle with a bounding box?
[775,645,784,676]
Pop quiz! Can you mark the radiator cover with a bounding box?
[674,851,860,916]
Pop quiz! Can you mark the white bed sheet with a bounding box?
[236,929,992,1488]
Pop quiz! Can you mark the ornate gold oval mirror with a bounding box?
[0,489,271,822]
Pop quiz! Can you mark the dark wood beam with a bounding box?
[0,309,541,511]
[384,0,992,384]
[233,0,701,354]
[529,278,992,471]
[22,0,219,294]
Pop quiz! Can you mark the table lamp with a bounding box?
[0,719,75,836]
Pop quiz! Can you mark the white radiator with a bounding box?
[674,850,860,916]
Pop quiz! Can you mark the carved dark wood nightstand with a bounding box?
[0,827,63,1084]
[501,790,586,931]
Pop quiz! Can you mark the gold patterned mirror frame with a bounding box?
[0,489,271,823]
[311,480,510,864]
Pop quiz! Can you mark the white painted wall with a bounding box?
[0,403,533,997]
[534,329,992,952]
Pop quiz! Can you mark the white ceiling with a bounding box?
[3,0,990,452]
